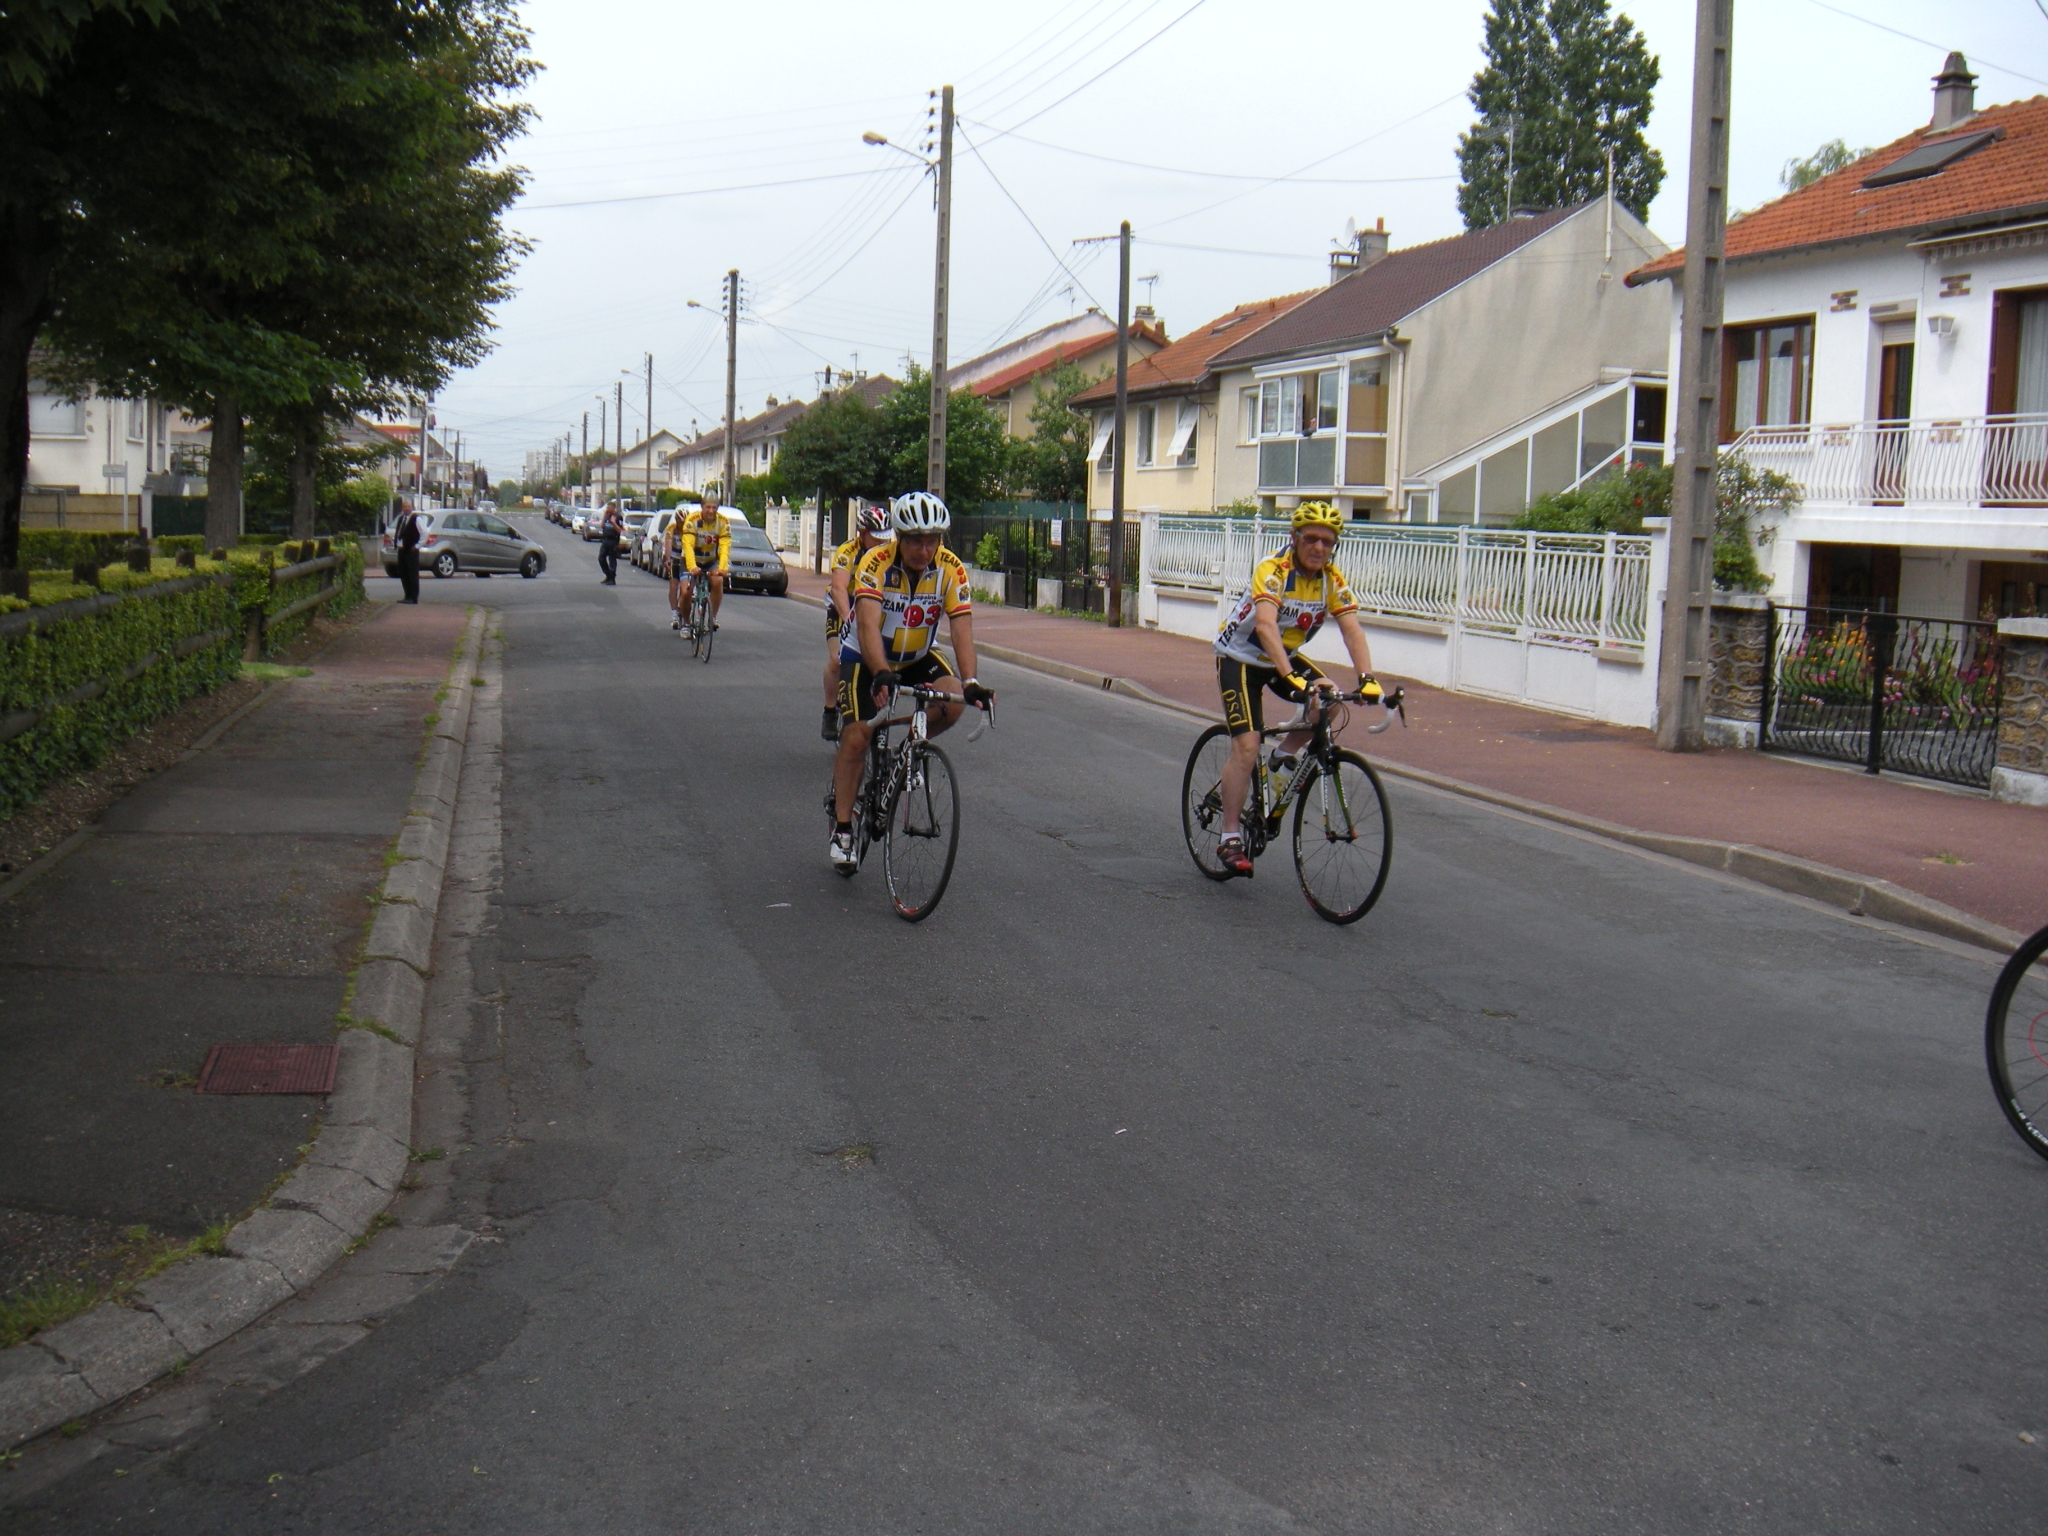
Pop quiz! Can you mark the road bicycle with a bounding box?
[1986,922,2048,1161]
[683,572,715,662]
[823,684,992,922]
[1181,685,1403,925]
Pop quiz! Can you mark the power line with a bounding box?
[767,172,931,315]
[960,121,1459,185]
[973,0,1167,126]
[1150,91,1467,231]
[1799,0,2048,89]
[956,123,1108,316]
[519,166,897,212]
[987,0,1212,138]
[1137,238,1325,260]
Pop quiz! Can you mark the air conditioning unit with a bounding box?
[1926,314,1957,338]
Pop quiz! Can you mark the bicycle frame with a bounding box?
[1243,688,1400,853]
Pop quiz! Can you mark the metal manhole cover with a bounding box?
[195,1043,338,1095]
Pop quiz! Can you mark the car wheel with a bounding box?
[432,551,458,578]
[520,553,542,579]
[769,580,787,597]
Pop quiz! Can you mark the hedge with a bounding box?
[0,539,366,816]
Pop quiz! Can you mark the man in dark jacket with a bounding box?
[395,504,422,603]
[598,500,623,584]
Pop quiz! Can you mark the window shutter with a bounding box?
[1167,401,1198,459]
[1086,414,1113,462]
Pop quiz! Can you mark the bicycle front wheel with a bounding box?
[1180,725,1242,882]
[1292,749,1392,924]
[884,743,959,922]
[1987,924,2048,1162]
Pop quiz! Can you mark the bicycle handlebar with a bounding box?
[875,682,996,741]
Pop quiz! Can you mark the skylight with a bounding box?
[1861,129,2000,188]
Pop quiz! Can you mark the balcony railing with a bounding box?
[1732,413,2048,508]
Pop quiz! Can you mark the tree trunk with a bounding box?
[288,423,317,539]
[1,211,63,578]
[204,397,243,552]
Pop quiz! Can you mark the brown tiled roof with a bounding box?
[1069,293,1317,407]
[1210,206,1584,366]
[969,322,1166,399]
[668,376,897,457]
[1628,96,2048,284]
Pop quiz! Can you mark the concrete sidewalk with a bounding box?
[791,564,2047,936]
[0,602,467,1336]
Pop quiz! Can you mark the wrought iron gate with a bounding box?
[1761,605,2005,788]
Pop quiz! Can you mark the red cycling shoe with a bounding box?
[1217,837,1254,878]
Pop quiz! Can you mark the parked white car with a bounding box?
[636,509,675,571]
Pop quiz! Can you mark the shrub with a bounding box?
[973,532,1002,571]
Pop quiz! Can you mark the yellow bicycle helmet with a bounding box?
[1291,500,1344,533]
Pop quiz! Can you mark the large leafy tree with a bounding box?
[5,0,530,559]
[874,368,1013,509]
[1455,0,1663,229]
[1014,360,1094,502]
[772,388,891,514]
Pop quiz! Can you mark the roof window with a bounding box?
[1861,128,2000,188]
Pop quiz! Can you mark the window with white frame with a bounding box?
[1169,399,1198,466]
[29,392,83,437]
[127,400,146,442]
[1136,405,1156,466]
[1240,388,1259,444]
[1257,368,1340,487]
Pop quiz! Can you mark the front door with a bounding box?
[477,513,520,569]
[1873,325,1914,503]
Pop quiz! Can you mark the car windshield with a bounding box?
[730,526,773,551]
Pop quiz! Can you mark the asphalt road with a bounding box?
[14,516,2045,1534]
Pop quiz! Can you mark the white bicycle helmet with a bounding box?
[890,491,951,532]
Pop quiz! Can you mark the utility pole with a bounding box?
[614,379,625,506]
[453,431,462,506]
[581,411,589,505]
[414,399,427,507]
[927,84,954,499]
[1109,220,1131,628]
[723,268,739,507]
[644,352,654,506]
[1656,0,1732,752]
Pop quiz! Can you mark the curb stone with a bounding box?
[947,621,2028,959]
[0,604,487,1449]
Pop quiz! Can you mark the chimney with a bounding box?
[1359,216,1389,268]
[1932,51,1977,132]
[1133,303,1157,325]
[765,395,778,407]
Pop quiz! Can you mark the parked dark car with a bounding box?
[724,522,788,596]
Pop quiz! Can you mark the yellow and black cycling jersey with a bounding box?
[827,536,889,637]
[844,543,972,666]
[1214,550,1358,666]
[677,509,731,573]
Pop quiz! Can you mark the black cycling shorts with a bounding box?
[839,652,955,724]
[825,601,843,639]
[1216,655,1323,738]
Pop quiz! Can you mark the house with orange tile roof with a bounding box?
[1627,55,2048,624]
[952,312,1164,442]
[1157,207,1672,525]
[1067,291,1316,516]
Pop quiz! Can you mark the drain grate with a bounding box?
[195,1043,338,1095]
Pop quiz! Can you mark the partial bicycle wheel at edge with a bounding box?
[884,742,959,922]
[1986,924,2048,1162]
[1291,749,1392,924]
[1180,725,1239,882]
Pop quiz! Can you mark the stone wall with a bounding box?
[1704,594,1769,749]
[1993,618,2048,806]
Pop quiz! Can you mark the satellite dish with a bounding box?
[1343,216,1357,243]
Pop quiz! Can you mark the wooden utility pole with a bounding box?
[580,411,589,504]
[927,85,954,498]
[643,352,653,505]
[614,380,624,504]
[1656,0,1732,751]
[723,268,739,505]
[1109,220,1131,628]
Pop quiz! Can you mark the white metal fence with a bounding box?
[1145,518,1653,653]
[1733,413,2048,507]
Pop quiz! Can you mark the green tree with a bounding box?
[1781,138,1870,193]
[1511,456,1798,590]
[773,388,890,513]
[875,367,1014,508]
[1014,360,1095,502]
[1456,0,1664,228]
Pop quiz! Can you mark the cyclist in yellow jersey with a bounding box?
[676,490,731,634]
[821,505,893,741]
[828,491,993,872]
[663,508,693,627]
[1212,500,1380,878]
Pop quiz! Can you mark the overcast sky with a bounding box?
[447,0,2048,481]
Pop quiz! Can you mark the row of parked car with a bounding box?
[538,500,790,597]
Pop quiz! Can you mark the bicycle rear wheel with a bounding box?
[1987,925,2048,1162]
[884,742,959,921]
[1291,749,1392,924]
[1180,725,1244,882]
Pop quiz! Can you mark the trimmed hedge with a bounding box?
[0,574,240,816]
[0,539,367,815]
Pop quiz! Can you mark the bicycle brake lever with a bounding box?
[967,699,994,742]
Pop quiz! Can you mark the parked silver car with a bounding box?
[380,510,546,579]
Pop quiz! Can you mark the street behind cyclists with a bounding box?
[822,505,894,741]
[677,492,730,635]
[1212,500,1380,878]
[828,491,992,872]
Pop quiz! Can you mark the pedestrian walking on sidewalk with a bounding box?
[598,499,623,584]
[395,503,422,603]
